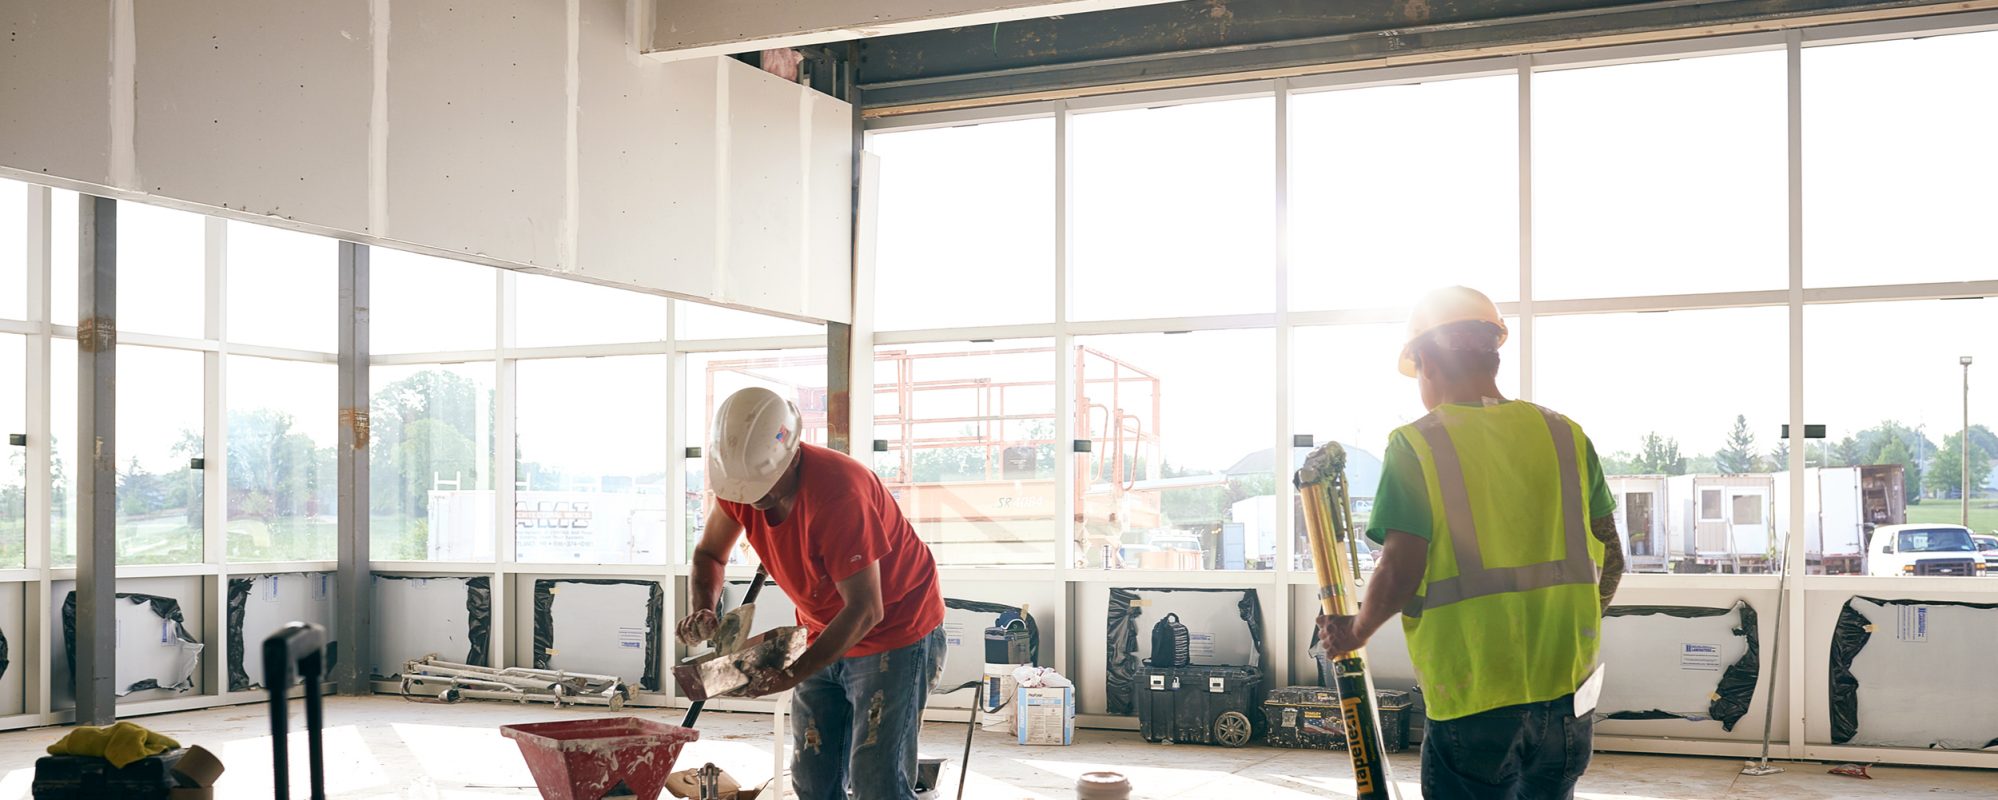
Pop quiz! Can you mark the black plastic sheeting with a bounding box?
[227,578,250,691]
[532,579,665,691]
[62,592,199,694]
[1106,587,1266,715]
[945,597,1040,667]
[373,575,491,668]
[1830,596,1998,746]
[1601,601,1761,731]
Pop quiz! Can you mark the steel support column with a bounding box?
[74,195,117,725]
[334,242,372,694]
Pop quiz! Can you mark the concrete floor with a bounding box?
[0,697,1988,799]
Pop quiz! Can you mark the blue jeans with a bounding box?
[790,626,947,800]
[1420,694,1593,800]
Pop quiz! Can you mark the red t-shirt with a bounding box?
[719,444,945,657]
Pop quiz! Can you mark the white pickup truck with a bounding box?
[1866,524,1989,577]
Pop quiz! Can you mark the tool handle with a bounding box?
[737,566,769,608]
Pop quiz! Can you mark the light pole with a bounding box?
[1962,355,1974,528]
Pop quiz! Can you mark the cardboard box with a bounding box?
[1016,686,1074,746]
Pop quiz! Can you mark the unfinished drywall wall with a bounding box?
[51,578,206,708]
[1599,603,1760,730]
[0,583,22,716]
[1830,596,1998,750]
[1099,587,1267,715]
[0,0,851,323]
[371,575,490,678]
[229,574,338,691]
[528,579,664,691]
[928,577,1063,710]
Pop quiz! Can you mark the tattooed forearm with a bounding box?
[1590,515,1625,612]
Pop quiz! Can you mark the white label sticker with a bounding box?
[944,620,964,648]
[263,578,281,603]
[1897,605,1929,642]
[1680,643,1722,671]
[617,626,646,650]
[1189,632,1216,660]
[161,620,176,646]
[313,575,330,601]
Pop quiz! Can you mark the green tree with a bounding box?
[1854,421,1931,493]
[1635,433,1687,475]
[1763,440,1790,473]
[1716,415,1757,474]
[1833,436,1863,467]
[1923,431,1994,499]
[1876,437,1918,502]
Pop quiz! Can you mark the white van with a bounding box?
[1866,524,1988,577]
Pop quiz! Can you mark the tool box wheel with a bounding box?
[1214,711,1253,747]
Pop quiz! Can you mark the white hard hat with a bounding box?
[708,387,804,504]
[1399,286,1508,378]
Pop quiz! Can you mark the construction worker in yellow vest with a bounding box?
[1318,286,1626,799]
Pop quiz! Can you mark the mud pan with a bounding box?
[500,717,698,800]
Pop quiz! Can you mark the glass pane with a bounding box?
[676,301,822,340]
[1804,31,1998,288]
[1290,76,1518,311]
[1291,320,1521,570]
[684,349,830,565]
[515,273,667,347]
[1071,97,1275,320]
[51,338,76,565]
[515,355,668,564]
[116,345,204,565]
[51,190,77,328]
[371,249,496,354]
[873,340,1056,567]
[1534,51,1786,299]
[0,334,24,567]
[227,222,337,352]
[370,362,496,561]
[1536,307,1789,574]
[1072,330,1274,570]
[226,356,337,561]
[871,119,1055,330]
[1806,299,1996,577]
[0,179,25,321]
[117,203,207,339]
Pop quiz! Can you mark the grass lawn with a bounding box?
[1903,501,1998,534]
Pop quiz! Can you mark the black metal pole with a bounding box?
[304,651,326,800]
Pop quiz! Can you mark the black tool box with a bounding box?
[32,750,185,800]
[1264,686,1416,753]
[1137,664,1263,747]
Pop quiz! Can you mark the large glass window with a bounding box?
[227,222,337,352]
[51,190,78,328]
[116,203,207,339]
[51,338,76,565]
[225,356,336,562]
[684,348,830,563]
[1807,299,1995,576]
[1290,75,1519,310]
[1533,51,1786,299]
[515,355,668,564]
[515,273,667,347]
[1072,330,1274,570]
[1291,320,1521,569]
[1803,31,1998,288]
[873,340,1056,567]
[370,363,496,561]
[115,345,204,565]
[677,301,822,340]
[370,249,496,354]
[0,334,24,567]
[870,119,1055,330]
[0,179,25,321]
[1537,307,1789,574]
[1071,97,1276,320]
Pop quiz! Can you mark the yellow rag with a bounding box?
[47,721,181,768]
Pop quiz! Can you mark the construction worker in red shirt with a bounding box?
[678,387,947,800]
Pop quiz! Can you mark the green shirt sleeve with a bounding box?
[1585,437,1617,520]
[1365,430,1432,545]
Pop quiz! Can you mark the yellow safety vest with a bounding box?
[1396,401,1605,721]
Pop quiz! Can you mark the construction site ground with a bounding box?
[0,695,1984,798]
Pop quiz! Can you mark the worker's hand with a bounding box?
[676,608,721,646]
[1317,613,1367,657]
[739,664,802,698]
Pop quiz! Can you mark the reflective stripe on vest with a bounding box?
[1402,405,1596,618]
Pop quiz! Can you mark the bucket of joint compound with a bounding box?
[1075,771,1131,799]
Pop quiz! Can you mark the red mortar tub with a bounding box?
[500,717,700,800]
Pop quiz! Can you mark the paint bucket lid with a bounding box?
[1076,771,1131,799]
